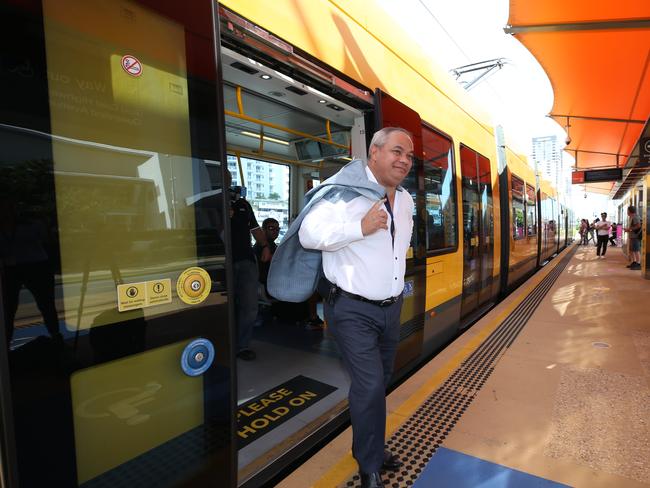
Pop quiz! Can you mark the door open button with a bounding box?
[181,339,215,376]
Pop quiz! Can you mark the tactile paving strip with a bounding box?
[342,247,577,487]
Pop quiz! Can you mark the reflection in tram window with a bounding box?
[41,0,227,331]
[422,125,457,251]
[526,183,537,236]
[511,175,525,240]
[1,0,234,487]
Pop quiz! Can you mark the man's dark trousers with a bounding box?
[324,294,402,473]
[596,235,609,256]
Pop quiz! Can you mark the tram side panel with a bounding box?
[503,159,539,292]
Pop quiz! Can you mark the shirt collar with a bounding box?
[364,164,404,192]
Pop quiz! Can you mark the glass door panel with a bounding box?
[477,154,493,306]
[460,146,480,318]
[374,90,425,372]
[0,1,233,487]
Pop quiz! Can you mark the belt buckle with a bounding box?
[379,298,393,307]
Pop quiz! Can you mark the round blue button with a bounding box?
[181,339,215,377]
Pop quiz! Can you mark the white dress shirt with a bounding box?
[299,166,414,300]
[595,219,611,236]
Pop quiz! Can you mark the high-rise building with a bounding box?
[227,155,291,238]
[531,135,561,183]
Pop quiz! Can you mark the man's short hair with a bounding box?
[369,127,413,150]
[628,205,637,214]
[262,218,279,228]
[601,212,607,218]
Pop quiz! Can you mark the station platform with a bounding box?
[277,243,650,488]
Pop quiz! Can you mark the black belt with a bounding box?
[318,278,400,307]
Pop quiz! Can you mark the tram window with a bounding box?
[526,183,537,236]
[227,155,290,241]
[422,125,457,251]
[550,198,556,234]
[511,174,525,240]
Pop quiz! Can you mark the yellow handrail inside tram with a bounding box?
[225,110,350,151]
[228,147,323,170]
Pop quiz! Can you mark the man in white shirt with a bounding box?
[299,127,414,488]
[594,212,611,258]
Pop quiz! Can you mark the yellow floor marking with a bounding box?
[313,246,574,487]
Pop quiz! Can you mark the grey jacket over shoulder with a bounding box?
[267,159,387,302]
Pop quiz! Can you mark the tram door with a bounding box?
[0,1,234,487]
[374,90,426,373]
[460,146,494,319]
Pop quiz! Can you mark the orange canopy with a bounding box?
[506,0,650,195]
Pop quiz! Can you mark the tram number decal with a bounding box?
[237,375,337,448]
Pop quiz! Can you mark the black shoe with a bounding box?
[630,263,641,270]
[236,349,256,360]
[382,450,403,471]
[359,471,383,488]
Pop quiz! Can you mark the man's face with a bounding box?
[264,222,280,242]
[368,131,414,188]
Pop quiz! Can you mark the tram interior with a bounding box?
[220,48,367,473]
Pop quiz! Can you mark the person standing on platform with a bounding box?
[595,212,611,258]
[588,218,598,245]
[609,222,618,246]
[624,205,642,270]
[579,219,589,245]
[285,127,414,488]
[253,217,280,293]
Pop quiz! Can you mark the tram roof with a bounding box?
[506,0,650,196]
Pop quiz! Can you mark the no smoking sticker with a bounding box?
[121,55,142,77]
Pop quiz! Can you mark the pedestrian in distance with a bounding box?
[624,206,642,270]
[608,222,618,246]
[594,212,611,258]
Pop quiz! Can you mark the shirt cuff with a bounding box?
[344,221,364,242]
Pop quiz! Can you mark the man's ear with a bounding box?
[368,145,377,162]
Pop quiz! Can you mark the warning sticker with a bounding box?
[117,282,147,312]
[147,279,172,306]
[176,267,211,305]
[121,54,142,77]
[117,278,172,312]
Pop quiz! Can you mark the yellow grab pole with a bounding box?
[224,110,350,151]
[236,86,244,115]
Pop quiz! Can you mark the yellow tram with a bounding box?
[0,1,571,487]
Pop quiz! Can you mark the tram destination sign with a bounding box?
[572,168,622,184]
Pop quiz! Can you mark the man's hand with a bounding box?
[361,199,388,236]
[260,246,272,263]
